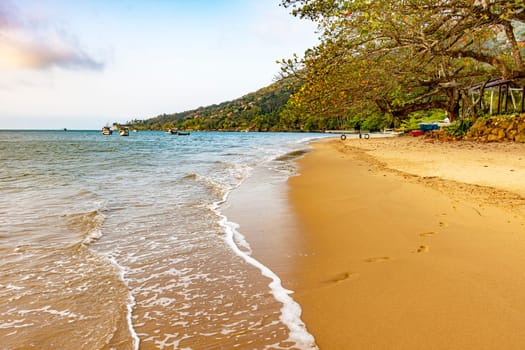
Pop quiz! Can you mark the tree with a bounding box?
[280,0,525,122]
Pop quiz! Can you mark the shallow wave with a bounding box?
[274,149,310,162]
[182,172,228,201]
[182,173,199,180]
[1,185,106,250]
[63,210,105,246]
[182,161,252,202]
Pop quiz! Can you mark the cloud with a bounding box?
[0,2,103,70]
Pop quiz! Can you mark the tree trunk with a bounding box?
[445,104,460,121]
[460,91,480,120]
[445,88,461,121]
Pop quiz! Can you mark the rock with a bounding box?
[506,120,517,132]
[515,133,525,143]
[507,129,518,140]
[487,134,499,142]
[498,119,511,130]
[460,114,525,142]
[518,120,525,134]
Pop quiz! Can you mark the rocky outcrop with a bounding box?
[464,114,525,143]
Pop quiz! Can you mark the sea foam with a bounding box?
[211,195,318,349]
[106,255,141,350]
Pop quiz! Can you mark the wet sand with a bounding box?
[221,165,317,349]
[288,137,525,349]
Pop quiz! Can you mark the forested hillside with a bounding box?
[125,78,342,131]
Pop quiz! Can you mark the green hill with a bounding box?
[125,78,300,131]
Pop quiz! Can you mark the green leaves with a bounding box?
[280,0,525,124]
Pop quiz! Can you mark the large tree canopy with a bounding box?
[280,0,525,126]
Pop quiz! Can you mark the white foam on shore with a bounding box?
[75,205,140,349]
[106,255,141,350]
[211,194,318,349]
[207,138,325,348]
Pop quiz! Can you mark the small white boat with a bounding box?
[119,128,129,136]
[102,126,113,135]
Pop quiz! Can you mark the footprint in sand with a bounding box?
[419,231,437,237]
[364,256,393,263]
[415,245,429,253]
[328,272,359,283]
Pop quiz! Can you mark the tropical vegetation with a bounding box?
[279,0,525,129]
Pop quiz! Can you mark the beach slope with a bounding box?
[289,138,525,350]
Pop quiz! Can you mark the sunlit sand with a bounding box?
[285,137,525,349]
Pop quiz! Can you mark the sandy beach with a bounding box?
[286,137,525,349]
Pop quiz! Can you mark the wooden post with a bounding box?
[504,83,509,112]
[479,87,484,109]
[521,86,525,113]
[510,88,517,110]
[490,90,494,114]
[497,84,502,114]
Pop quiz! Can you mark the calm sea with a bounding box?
[0,130,330,350]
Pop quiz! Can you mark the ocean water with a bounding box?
[0,130,330,350]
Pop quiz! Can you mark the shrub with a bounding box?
[444,118,474,138]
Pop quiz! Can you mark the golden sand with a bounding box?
[288,137,525,349]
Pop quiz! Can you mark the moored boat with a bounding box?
[102,126,113,135]
[166,128,190,135]
[119,128,129,136]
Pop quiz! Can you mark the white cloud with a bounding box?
[0,2,103,70]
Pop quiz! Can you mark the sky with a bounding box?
[0,0,318,129]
